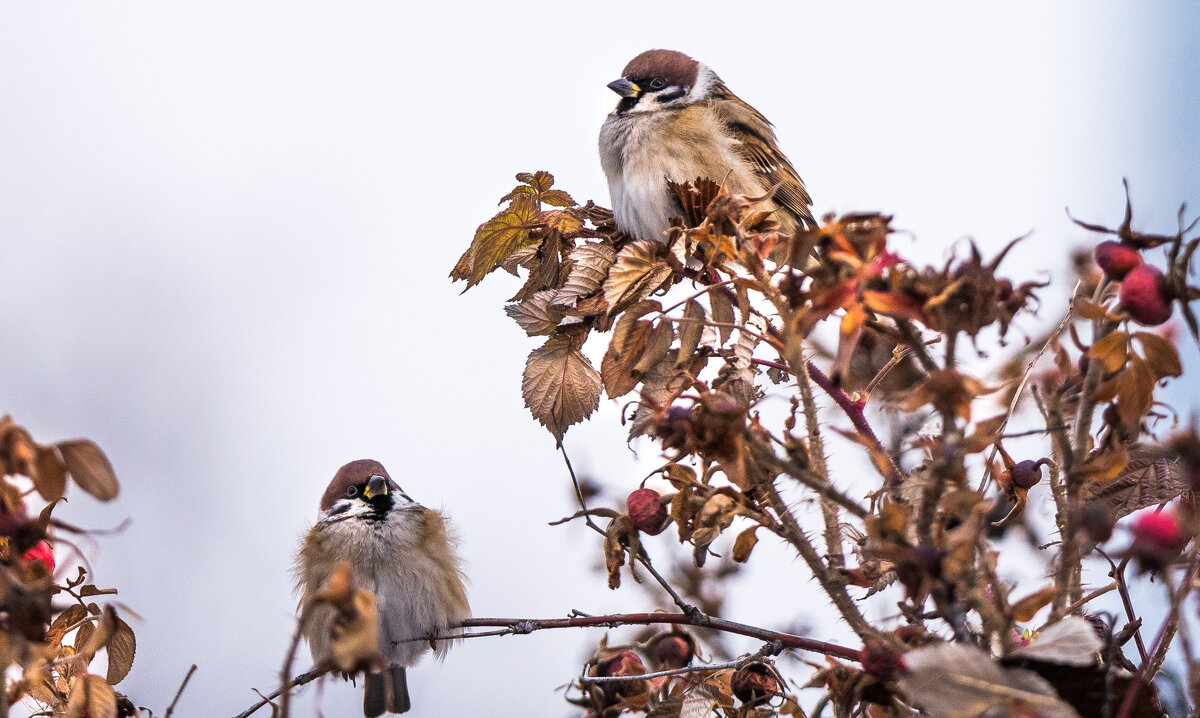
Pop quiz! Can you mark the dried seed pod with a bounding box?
[730,661,779,705]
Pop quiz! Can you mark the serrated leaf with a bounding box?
[633,320,674,374]
[464,195,541,287]
[522,335,601,443]
[33,445,67,502]
[556,242,617,306]
[1011,616,1101,666]
[679,682,720,718]
[1081,444,1185,522]
[675,300,707,368]
[899,642,1081,718]
[48,604,88,647]
[602,305,658,398]
[603,240,673,315]
[628,354,691,440]
[57,440,119,501]
[106,617,136,684]
[540,189,576,208]
[84,675,118,718]
[505,292,565,336]
[710,290,735,345]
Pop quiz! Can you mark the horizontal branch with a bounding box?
[456,613,861,662]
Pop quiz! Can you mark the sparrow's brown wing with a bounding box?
[710,86,817,230]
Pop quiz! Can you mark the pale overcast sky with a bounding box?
[0,2,1197,716]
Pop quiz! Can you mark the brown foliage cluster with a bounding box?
[0,416,141,717]
[456,172,1200,717]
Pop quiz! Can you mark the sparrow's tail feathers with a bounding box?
[363,672,387,717]
[390,665,411,713]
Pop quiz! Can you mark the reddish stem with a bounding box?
[460,613,861,662]
[804,361,905,487]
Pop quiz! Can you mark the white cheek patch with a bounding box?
[319,498,374,523]
[686,64,719,104]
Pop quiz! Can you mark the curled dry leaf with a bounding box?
[523,335,602,443]
[1010,585,1056,624]
[57,439,119,501]
[603,240,673,315]
[65,673,118,718]
[899,642,1081,718]
[675,299,707,368]
[1010,616,1102,666]
[679,682,720,718]
[330,589,381,674]
[731,526,759,563]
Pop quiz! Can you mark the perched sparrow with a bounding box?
[599,49,816,242]
[294,459,470,716]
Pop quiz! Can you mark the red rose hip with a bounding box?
[1094,240,1142,280]
[626,488,669,535]
[1119,264,1173,326]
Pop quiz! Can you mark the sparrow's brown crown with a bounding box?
[620,49,700,89]
[321,459,391,512]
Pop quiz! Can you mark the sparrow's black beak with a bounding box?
[607,77,640,98]
[363,475,389,500]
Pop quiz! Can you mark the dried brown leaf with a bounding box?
[602,308,656,399]
[57,439,119,501]
[33,445,67,502]
[1011,585,1056,624]
[710,290,735,345]
[1087,330,1129,373]
[1135,331,1182,379]
[1080,444,1186,522]
[634,320,674,374]
[556,242,617,306]
[679,682,720,718]
[603,240,673,315]
[106,617,136,685]
[463,195,541,287]
[330,589,381,673]
[504,292,565,336]
[675,300,707,368]
[731,526,759,563]
[899,642,1081,718]
[523,335,602,443]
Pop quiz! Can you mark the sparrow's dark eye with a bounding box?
[648,77,666,90]
[346,486,359,497]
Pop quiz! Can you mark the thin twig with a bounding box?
[978,295,1076,492]
[1116,553,1200,718]
[805,360,905,488]
[1096,550,1149,663]
[560,444,603,535]
[442,613,862,662]
[1037,582,1117,632]
[164,664,197,718]
[278,608,309,718]
[230,667,331,718]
